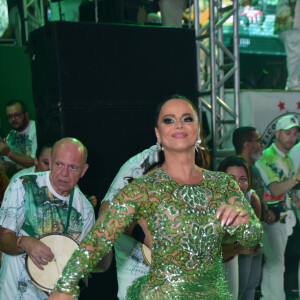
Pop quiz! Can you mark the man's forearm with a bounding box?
[268,176,299,198]
[0,231,21,254]
[7,152,35,168]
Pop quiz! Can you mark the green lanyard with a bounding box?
[63,188,74,234]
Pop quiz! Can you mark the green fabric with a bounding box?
[55,169,262,299]
[256,144,294,198]
[21,174,83,238]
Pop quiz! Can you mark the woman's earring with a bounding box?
[156,141,163,151]
[195,138,206,152]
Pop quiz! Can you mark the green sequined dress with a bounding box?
[55,169,262,299]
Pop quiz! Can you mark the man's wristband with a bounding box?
[6,150,12,158]
[292,174,300,184]
[16,236,23,250]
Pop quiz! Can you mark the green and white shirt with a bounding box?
[255,143,295,204]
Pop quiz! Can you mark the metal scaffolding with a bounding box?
[192,0,240,170]
[22,0,45,44]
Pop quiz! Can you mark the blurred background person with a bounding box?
[0,100,36,179]
[218,155,261,300]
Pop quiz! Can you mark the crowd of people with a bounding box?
[0,96,299,300]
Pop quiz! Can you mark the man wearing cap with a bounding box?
[255,115,300,300]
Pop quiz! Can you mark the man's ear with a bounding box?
[243,140,250,149]
[80,164,89,178]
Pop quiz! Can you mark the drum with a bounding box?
[140,243,152,266]
[26,234,78,293]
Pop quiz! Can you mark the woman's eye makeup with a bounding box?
[162,115,194,124]
[162,118,175,124]
[183,116,194,122]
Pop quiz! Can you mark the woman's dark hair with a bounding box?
[217,155,251,191]
[154,94,199,127]
[35,141,54,159]
[150,94,211,170]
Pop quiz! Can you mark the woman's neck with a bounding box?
[161,151,203,184]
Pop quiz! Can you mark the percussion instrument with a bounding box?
[140,242,152,266]
[26,234,78,293]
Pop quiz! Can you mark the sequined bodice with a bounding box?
[55,169,262,299]
[143,171,226,277]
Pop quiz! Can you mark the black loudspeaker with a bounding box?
[28,22,198,199]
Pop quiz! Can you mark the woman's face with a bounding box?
[155,99,200,153]
[35,147,52,172]
[226,166,249,194]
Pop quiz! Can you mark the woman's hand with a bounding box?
[216,204,249,227]
[47,291,74,300]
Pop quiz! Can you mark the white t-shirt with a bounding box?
[4,120,37,161]
[102,145,158,300]
[10,166,35,182]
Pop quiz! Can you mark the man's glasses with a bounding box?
[7,113,24,120]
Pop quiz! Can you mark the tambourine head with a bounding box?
[26,234,78,292]
[140,243,152,266]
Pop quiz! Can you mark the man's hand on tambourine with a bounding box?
[21,236,54,270]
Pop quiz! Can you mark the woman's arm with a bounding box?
[222,176,263,248]
[49,181,148,298]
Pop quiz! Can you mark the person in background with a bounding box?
[98,145,158,300]
[218,155,262,300]
[255,115,300,300]
[0,137,95,299]
[232,126,273,299]
[158,0,187,26]
[10,140,98,208]
[10,141,53,182]
[232,126,272,222]
[0,100,37,178]
[274,0,300,90]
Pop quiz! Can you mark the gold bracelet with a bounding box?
[293,174,300,184]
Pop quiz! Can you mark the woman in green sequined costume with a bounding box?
[48,96,262,300]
